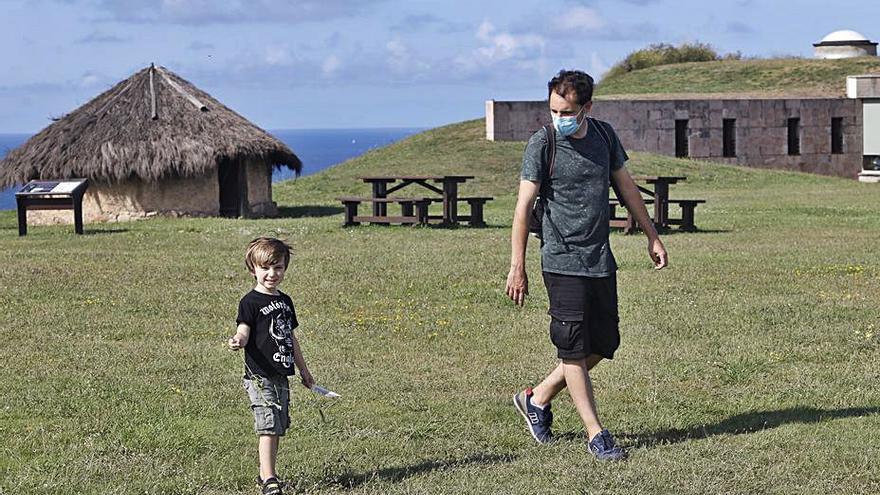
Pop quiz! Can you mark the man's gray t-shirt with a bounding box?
[520,119,628,277]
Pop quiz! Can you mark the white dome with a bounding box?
[819,30,870,43]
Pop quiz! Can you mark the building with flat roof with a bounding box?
[814,30,877,59]
[486,33,880,181]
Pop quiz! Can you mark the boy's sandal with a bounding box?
[257,476,284,495]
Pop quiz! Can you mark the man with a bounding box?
[506,69,667,461]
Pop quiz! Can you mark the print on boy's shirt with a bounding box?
[268,306,295,369]
[260,299,289,315]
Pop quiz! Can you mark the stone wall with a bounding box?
[485,97,864,178]
[815,44,877,59]
[25,159,285,225]
[244,159,277,217]
[27,171,219,225]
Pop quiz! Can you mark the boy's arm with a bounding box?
[290,333,314,389]
[228,323,251,350]
[610,167,668,269]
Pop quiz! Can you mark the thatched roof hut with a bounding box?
[0,64,301,222]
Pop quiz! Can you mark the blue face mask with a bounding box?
[552,107,585,137]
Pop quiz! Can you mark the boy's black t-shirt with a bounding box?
[236,290,299,378]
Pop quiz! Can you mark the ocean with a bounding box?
[0,128,424,210]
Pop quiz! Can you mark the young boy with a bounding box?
[228,237,314,495]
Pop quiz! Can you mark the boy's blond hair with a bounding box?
[245,237,291,273]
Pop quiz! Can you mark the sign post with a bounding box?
[15,179,89,236]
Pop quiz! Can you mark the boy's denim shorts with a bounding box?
[243,375,290,436]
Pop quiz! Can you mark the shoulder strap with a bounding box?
[588,116,611,150]
[542,124,556,183]
[588,117,626,206]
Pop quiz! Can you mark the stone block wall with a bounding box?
[26,171,219,225]
[244,159,278,217]
[486,97,864,179]
[25,159,285,225]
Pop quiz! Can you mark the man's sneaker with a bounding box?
[588,429,627,461]
[513,388,553,444]
[257,476,284,495]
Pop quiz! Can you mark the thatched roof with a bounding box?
[0,65,301,187]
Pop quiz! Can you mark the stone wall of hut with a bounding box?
[26,171,218,225]
[245,160,277,217]
[25,160,282,225]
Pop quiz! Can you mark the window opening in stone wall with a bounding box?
[722,118,736,157]
[787,117,800,156]
[831,117,844,154]
[675,119,689,158]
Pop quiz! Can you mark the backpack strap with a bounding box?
[541,124,556,185]
[588,117,611,149]
[588,117,626,208]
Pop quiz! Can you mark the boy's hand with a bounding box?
[299,368,315,389]
[228,334,247,350]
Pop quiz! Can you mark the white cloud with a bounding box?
[458,21,545,70]
[476,21,494,40]
[74,32,129,44]
[263,45,292,66]
[385,37,431,76]
[322,55,341,76]
[386,38,407,57]
[590,52,610,78]
[79,73,101,88]
[75,0,385,25]
[552,6,605,33]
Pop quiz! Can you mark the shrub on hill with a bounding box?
[603,42,741,80]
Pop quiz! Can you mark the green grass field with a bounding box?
[1,120,879,494]
[596,57,880,97]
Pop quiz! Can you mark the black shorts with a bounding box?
[542,271,620,360]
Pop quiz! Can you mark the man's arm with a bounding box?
[610,167,668,269]
[506,180,540,306]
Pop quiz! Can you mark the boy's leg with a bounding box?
[532,354,604,406]
[244,375,290,483]
[258,434,279,481]
[562,358,603,440]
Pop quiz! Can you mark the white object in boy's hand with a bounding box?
[310,385,341,398]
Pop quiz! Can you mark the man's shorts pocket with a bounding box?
[549,317,583,352]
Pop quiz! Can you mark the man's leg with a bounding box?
[532,354,604,406]
[562,358,603,440]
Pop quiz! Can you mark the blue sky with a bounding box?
[1,0,879,132]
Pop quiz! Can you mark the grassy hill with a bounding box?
[2,120,879,494]
[596,56,880,97]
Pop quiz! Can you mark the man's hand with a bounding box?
[649,237,668,270]
[299,368,315,389]
[506,266,529,306]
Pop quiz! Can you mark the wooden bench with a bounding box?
[424,196,493,227]
[337,196,431,226]
[610,198,706,233]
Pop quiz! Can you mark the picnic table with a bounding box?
[609,175,705,233]
[338,175,492,227]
